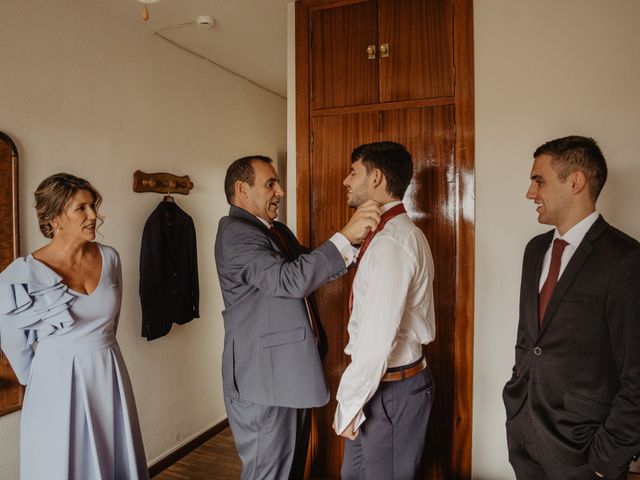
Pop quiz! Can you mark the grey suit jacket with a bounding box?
[503,216,640,478]
[215,206,348,408]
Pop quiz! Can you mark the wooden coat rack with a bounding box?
[132,170,194,195]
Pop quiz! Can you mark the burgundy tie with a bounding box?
[269,225,293,257]
[539,238,569,326]
[269,226,319,342]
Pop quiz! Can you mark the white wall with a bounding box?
[0,0,286,478]
[473,1,640,478]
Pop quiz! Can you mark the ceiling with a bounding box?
[98,0,290,98]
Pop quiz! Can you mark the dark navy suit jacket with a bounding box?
[503,216,640,478]
[140,200,199,340]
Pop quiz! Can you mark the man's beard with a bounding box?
[347,189,367,208]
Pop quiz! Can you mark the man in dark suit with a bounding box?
[503,136,640,479]
[215,155,380,480]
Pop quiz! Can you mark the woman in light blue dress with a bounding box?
[0,173,149,480]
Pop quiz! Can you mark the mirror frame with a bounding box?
[0,131,23,416]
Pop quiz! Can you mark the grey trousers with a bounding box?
[225,396,310,480]
[341,367,434,480]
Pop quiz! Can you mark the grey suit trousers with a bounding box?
[225,396,309,480]
[341,367,434,480]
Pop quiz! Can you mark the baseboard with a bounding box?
[148,418,230,478]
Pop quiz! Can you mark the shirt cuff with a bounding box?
[330,232,355,266]
[333,404,366,436]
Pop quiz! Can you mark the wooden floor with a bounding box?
[151,426,640,480]
[153,427,242,479]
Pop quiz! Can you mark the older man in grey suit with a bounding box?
[215,155,380,480]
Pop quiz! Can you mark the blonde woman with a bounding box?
[0,173,148,480]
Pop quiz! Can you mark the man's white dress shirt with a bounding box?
[538,211,599,291]
[333,201,436,435]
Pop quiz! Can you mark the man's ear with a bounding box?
[371,168,384,188]
[235,180,249,201]
[570,170,587,195]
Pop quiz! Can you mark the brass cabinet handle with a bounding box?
[380,43,389,58]
[367,44,376,59]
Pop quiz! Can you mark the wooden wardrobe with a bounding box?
[295,0,474,478]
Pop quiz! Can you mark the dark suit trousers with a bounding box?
[506,401,626,480]
[225,396,310,480]
[341,367,434,480]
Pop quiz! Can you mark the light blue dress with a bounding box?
[0,243,149,480]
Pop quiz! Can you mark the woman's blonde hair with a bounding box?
[34,173,103,238]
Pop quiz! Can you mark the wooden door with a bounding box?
[297,1,474,478]
[310,1,379,109]
[381,106,456,477]
[309,112,379,478]
[310,0,454,107]
[379,0,454,102]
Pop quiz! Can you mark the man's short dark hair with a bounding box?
[534,136,608,201]
[351,141,413,199]
[224,155,273,203]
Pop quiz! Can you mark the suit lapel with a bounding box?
[158,202,180,267]
[537,216,608,338]
[228,206,291,257]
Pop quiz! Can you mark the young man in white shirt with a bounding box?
[334,141,436,480]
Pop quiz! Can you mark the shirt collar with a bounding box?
[554,211,600,247]
[380,200,402,214]
[255,216,272,229]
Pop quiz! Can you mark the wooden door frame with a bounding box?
[0,131,23,417]
[295,0,475,477]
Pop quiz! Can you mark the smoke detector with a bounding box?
[156,15,217,34]
[195,15,215,29]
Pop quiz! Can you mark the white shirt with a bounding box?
[256,215,354,266]
[333,201,436,435]
[538,211,600,291]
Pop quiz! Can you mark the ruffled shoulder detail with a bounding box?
[0,257,76,345]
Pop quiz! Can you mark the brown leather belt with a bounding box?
[381,357,427,382]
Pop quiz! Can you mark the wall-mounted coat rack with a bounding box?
[133,170,194,195]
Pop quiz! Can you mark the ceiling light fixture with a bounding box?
[137,0,159,22]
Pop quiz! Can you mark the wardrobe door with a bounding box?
[297,0,474,477]
[309,111,379,479]
[310,1,379,109]
[381,106,456,477]
[379,0,454,102]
